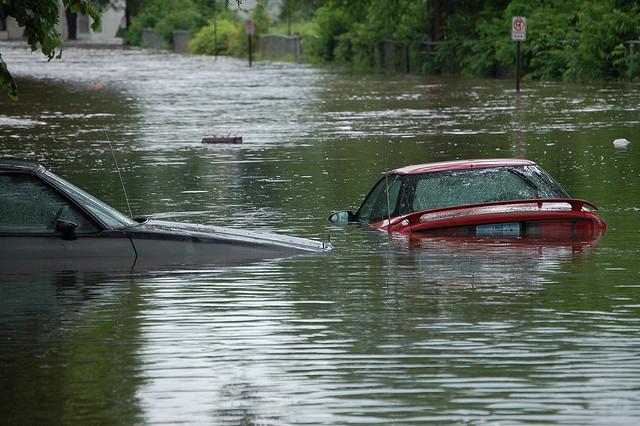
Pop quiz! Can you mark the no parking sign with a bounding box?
[512,16,526,41]
[245,19,255,35]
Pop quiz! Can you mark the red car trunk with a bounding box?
[374,199,606,241]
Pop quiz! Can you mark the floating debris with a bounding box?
[613,138,630,149]
[202,136,243,144]
[87,83,105,90]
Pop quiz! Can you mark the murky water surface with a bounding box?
[1,43,640,424]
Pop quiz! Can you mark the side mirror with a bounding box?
[56,218,78,240]
[328,211,355,224]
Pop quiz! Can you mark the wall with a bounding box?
[1,1,125,44]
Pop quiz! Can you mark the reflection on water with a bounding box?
[0,272,145,424]
[1,42,640,423]
[392,236,596,289]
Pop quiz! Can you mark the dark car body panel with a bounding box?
[125,220,329,267]
[0,232,138,273]
[0,160,329,271]
[0,231,136,259]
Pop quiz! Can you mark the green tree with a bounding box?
[568,0,640,81]
[125,0,242,46]
[0,0,102,100]
[281,0,311,35]
[309,0,640,81]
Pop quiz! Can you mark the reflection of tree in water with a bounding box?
[510,94,527,158]
[0,272,145,424]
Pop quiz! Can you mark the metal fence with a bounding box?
[334,37,640,76]
[333,37,447,74]
[173,31,190,54]
[141,28,164,49]
[139,29,640,77]
[258,34,302,61]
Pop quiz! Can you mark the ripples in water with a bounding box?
[1,42,640,424]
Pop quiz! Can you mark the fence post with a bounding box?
[405,43,410,73]
[172,31,190,54]
[294,35,302,62]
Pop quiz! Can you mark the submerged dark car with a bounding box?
[0,160,330,270]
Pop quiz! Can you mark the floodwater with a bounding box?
[1,42,640,424]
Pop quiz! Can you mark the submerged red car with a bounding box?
[329,159,606,241]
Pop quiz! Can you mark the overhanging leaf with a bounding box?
[0,54,17,101]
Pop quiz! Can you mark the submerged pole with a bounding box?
[245,19,255,68]
[516,40,521,92]
[511,16,526,92]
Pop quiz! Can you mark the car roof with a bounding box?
[391,158,536,175]
[0,159,43,172]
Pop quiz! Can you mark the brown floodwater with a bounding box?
[1,42,640,424]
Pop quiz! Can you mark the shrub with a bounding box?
[308,6,350,62]
[188,16,237,55]
[127,0,207,46]
[567,1,640,81]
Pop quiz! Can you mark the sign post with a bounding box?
[511,16,526,92]
[245,19,255,67]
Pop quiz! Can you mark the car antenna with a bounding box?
[105,130,133,218]
[383,149,393,234]
[384,170,392,234]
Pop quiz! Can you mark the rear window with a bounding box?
[397,165,569,215]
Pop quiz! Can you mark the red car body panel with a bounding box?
[370,198,606,241]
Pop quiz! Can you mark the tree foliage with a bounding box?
[188,10,237,55]
[125,0,245,46]
[0,0,102,100]
[307,0,640,81]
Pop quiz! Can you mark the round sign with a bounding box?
[513,17,525,32]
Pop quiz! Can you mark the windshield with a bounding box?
[44,170,137,229]
[357,165,569,223]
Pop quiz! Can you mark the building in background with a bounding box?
[0,1,125,45]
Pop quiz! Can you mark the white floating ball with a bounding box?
[613,138,631,148]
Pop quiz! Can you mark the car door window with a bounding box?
[357,175,402,223]
[0,173,99,234]
[44,170,136,229]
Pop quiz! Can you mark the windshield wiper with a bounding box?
[507,168,541,197]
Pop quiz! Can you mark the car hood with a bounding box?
[126,220,332,253]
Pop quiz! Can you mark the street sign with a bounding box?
[245,19,255,36]
[512,16,526,41]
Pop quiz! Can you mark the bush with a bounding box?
[225,2,271,57]
[126,0,207,46]
[154,7,205,43]
[567,1,640,81]
[188,16,237,55]
[308,6,350,62]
